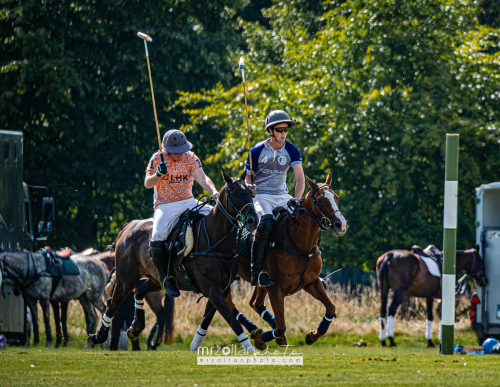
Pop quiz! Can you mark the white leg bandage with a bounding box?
[190,326,208,351]
[387,316,395,338]
[425,320,433,340]
[379,317,386,341]
[134,296,145,310]
[439,322,442,342]
[238,332,255,353]
[102,313,113,328]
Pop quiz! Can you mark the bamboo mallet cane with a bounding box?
[137,32,165,162]
[239,57,254,184]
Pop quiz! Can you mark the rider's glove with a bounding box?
[248,184,256,198]
[156,162,168,177]
[288,198,300,211]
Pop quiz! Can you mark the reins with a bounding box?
[190,178,254,264]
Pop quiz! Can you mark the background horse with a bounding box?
[0,252,108,347]
[376,247,487,347]
[88,171,259,351]
[191,173,348,350]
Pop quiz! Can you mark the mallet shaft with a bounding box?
[240,57,254,184]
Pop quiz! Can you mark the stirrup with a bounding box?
[161,277,180,298]
[256,271,274,287]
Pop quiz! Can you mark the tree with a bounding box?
[176,0,500,269]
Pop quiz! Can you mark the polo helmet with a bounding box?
[161,129,193,153]
[264,110,296,132]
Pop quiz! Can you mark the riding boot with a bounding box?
[149,240,180,298]
[251,215,276,287]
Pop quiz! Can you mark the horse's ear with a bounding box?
[240,170,247,181]
[306,176,317,190]
[221,169,233,185]
[325,172,332,185]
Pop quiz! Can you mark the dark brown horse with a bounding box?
[376,247,487,347]
[88,171,259,351]
[96,250,175,349]
[190,173,348,350]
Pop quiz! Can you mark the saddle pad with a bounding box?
[237,228,252,258]
[62,258,80,276]
[417,255,441,277]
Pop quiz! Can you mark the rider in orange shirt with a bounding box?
[145,129,219,297]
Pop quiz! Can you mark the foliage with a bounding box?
[0,0,266,249]
[176,0,500,269]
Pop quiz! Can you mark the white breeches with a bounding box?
[253,193,292,218]
[152,198,212,241]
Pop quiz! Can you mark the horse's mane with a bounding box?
[108,221,132,252]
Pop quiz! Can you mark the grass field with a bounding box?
[2,333,500,387]
[3,281,492,386]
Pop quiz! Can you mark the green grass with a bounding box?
[1,331,499,386]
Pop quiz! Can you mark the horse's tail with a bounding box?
[377,252,394,290]
[108,221,132,252]
[163,296,175,345]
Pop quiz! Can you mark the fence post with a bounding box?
[441,133,459,354]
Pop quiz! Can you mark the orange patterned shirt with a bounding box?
[146,151,202,207]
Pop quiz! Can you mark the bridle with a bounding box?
[216,178,254,227]
[291,184,342,232]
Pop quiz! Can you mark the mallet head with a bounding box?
[137,32,152,42]
[239,57,245,69]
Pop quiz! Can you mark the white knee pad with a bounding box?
[425,320,433,340]
[190,326,208,351]
[379,317,386,341]
[387,316,395,338]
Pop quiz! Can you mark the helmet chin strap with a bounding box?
[270,128,283,144]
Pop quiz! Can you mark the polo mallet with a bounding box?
[240,57,254,184]
[137,32,164,163]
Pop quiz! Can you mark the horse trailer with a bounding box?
[472,182,500,343]
[0,130,54,346]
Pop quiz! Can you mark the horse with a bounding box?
[375,246,488,347]
[95,250,175,349]
[0,252,108,348]
[88,170,259,351]
[190,173,348,351]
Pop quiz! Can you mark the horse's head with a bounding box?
[305,172,347,236]
[467,245,488,287]
[220,170,259,232]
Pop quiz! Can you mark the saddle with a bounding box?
[40,247,80,277]
[411,244,443,275]
[165,209,206,293]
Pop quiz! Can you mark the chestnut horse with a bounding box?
[88,171,259,351]
[190,173,348,350]
[376,247,487,347]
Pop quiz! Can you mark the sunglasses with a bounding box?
[273,128,289,133]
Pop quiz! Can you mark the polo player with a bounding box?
[145,129,219,297]
[245,110,305,287]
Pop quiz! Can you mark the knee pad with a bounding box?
[258,215,276,235]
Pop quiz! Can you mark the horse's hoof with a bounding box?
[250,329,266,351]
[381,340,387,347]
[275,335,288,347]
[389,338,397,347]
[87,334,97,345]
[33,342,38,348]
[306,330,320,346]
[46,341,52,349]
[85,342,94,349]
[427,340,436,348]
[127,328,139,341]
[63,340,69,348]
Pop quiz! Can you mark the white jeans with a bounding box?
[151,198,212,241]
[253,193,292,218]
